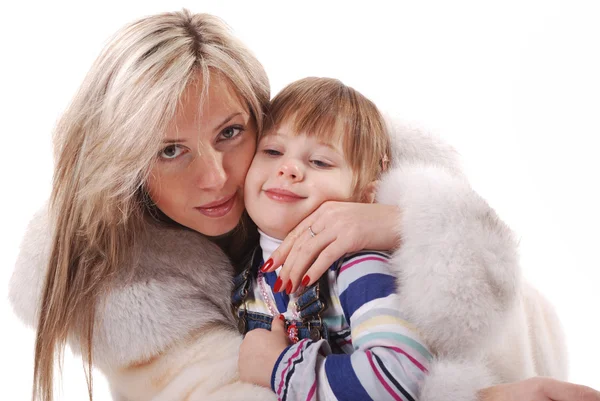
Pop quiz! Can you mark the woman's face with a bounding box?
[147,73,257,236]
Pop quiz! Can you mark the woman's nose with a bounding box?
[195,148,227,190]
[277,159,303,181]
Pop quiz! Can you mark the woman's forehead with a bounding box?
[170,72,250,129]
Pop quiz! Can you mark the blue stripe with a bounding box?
[339,273,396,323]
[325,354,373,400]
[336,262,395,295]
[264,270,289,313]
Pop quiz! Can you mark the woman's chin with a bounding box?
[201,215,244,237]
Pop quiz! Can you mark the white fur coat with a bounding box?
[9,120,567,401]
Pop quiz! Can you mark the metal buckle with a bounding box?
[307,315,323,341]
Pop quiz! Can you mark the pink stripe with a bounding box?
[389,346,429,373]
[305,380,317,401]
[359,338,430,372]
[339,256,388,274]
[366,351,404,401]
[277,339,309,396]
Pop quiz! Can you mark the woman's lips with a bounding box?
[195,194,236,218]
[264,188,306,203]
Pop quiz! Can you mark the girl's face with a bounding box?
[147,73,257,236]
[244,121,355,239]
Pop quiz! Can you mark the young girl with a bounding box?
[235,77,431,400]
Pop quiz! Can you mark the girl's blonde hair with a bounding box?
[263,77,391,196]
[35,10,269,401]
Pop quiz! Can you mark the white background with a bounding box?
[1,1,598,399]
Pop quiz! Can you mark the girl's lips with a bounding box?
[195,194,236,218]
[264,188,306,203]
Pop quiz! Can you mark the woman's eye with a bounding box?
[159,144,185,160]
[219,125,243,140]
[310,159,332,168]
[263,149,282,156]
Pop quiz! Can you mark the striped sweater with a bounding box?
[245,235,432,401]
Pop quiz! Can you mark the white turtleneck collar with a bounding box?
[258,229,283,272]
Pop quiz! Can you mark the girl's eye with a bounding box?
[263,149,282,156]
[310,159,332,168]
[219,125,243,141]
[159,144,186,160]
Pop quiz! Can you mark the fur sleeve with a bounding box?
[9,204,52,328]
[9,205,239,372]
[80,222,239,370]
[377,119,522,357]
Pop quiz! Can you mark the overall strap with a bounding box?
[293,257,342,341]
[231,246,261,334]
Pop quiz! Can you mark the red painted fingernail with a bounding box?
[278,314,285,321]
[273,277,282,293]
[261,258,274,272]
[285,281,293,295]
[302,275,310,287]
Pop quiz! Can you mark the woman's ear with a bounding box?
[361,180,379,203]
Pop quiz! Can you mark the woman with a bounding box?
[8,9,599,401]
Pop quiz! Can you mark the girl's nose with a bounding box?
[277,159,303,181]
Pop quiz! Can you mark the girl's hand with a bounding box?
[479,377,600,401]
[238,315,291,388]
[262,201,401,294]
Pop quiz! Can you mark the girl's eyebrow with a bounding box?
[261,131,343,154]
[317,141,336,150]
[315,138,344,154]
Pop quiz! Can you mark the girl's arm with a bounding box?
[270,253,431,401]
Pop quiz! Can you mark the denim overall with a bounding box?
[231,247,330,342]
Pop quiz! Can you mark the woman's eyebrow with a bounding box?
[161,112,246,143]
[213,112,244,132]
[162,138,187,144]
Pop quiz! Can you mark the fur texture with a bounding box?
[375,120,568,400]
[10,121,567,401]
[377,163,521,357]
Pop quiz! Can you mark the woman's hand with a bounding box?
[238,315,291,388]
[479,377,600,401]
[263,201,401,294]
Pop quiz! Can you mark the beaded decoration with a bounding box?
[257,270,300,343]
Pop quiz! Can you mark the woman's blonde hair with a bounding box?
[35,10,269,401]
[263,77,391,197]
